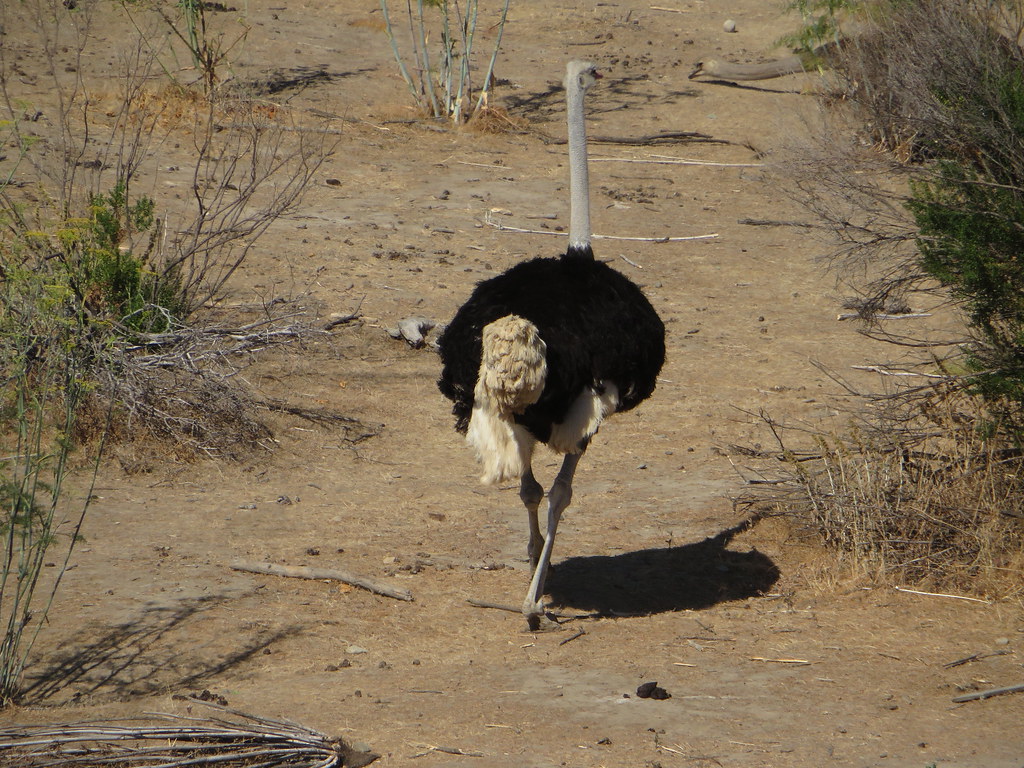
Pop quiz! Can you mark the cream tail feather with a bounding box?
[466,315,547,484]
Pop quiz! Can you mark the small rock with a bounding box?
[995,637,1011,645]
[723,18,737,32]
[387,315,436,348]
[346,645,369,654]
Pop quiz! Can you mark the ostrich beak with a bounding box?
[688,62,705,79]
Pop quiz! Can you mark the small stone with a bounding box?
[346,645,369,654]
[995,637,1010,645]
[723,19,737,33]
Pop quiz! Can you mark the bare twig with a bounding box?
[894,586,990,603]
[943,650,1011,668]
[558,629,586,646]
[466,598,520,613]
[851,365,948,378]
[738,217,820,228]
[952,682,1024,703]
[411,743,485,758]
[231,561,413,602]
[465,598,600,621]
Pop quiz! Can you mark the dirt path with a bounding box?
[2,1,1022,766]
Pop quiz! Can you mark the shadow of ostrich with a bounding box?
[545,516,780,617]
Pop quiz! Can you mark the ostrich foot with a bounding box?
[524,606,561,632]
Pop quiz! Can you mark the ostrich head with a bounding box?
[564,60,601,93]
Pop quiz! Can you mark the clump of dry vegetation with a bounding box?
[756,386,1024,598]
[764,0,1024,597]
[0,0,372,703]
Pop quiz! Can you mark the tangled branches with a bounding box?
[0,697,379,767]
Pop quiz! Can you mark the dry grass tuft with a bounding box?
[73,303,380,466]
[466,105,529,134]
[748,385,1024,599]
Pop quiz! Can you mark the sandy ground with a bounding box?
[2,1,1023,766]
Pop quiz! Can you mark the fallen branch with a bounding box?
[952,682,1024,703]
[466,598,598,621]
[738,217,819,228]
[411,743,485,758]
[837,312,933,321]
[592,131,733,146]
[943,650,1011,669]
[559,629,586,646]
[325,298,364,330]
[466,598,520,613]
[232,561,413,602]
[851,365,947,378]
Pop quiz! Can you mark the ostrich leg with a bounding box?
[520,467,544,567]
[522,452,582,630]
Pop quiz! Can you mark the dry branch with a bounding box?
[837,312,933,321]
[231,561,413,602]
[466,598,522,613]
[952,682,1024,703]
[943,650,1011,668]
[738,217,819,228]
[592,131,734,146]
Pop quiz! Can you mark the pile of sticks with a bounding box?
[0,699,377,768]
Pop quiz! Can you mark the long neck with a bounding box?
[566,78,592,256]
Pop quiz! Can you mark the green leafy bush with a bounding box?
[904,56,1024,430]
[14,182,184,337]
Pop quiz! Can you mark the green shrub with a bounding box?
[15,181,184,337]
[905,64,1024,431]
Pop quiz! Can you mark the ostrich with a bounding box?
[437,60,666,630]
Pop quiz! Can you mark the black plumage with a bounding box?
[437,246,665,446]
